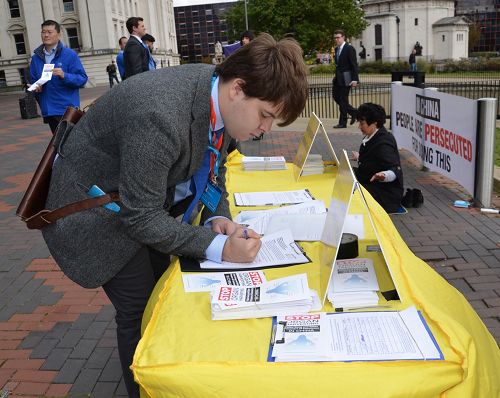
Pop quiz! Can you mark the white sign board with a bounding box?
[391,85,477,195]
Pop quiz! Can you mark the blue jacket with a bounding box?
[30,41,88,118]
[116,50,125,78]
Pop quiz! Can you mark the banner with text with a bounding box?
[391,85,477,195]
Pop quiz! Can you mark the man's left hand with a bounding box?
[52,68,65,79]
[370,172,386,182]
[350,81,358,87]
[211,218,240,235]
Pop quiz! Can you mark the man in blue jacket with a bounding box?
[30,20,88,134]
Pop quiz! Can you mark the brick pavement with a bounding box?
[0,86,498,397]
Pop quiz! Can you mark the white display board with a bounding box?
[391,84,478,195]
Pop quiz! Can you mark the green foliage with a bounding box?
[225,0,367,53]
[358,58,500,74]
[310,64,336,74]
[469,52,500,59]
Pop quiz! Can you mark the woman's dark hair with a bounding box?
[240,30,254,44]
[356,103,386,128]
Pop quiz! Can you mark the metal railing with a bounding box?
[303,73,500,119]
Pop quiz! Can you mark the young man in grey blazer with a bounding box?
[42,33,308,397]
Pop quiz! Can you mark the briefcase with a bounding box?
[16,106,120,229]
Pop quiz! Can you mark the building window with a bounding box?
[457,33,463,41]
[375,24,382,45]
[442,35,445,42]
[206,9,212,15]
[8,0,21,18]
[13,33,26,55]
[66,28,80,50]
[62,0,74,12]
[0,70,6,87]
[414,18,418,26]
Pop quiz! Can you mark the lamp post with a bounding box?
[244,0,249,30]
[395,15,400,61]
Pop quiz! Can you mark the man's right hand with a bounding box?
[222,228,261,263]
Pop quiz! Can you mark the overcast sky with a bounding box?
[173,0,237,6]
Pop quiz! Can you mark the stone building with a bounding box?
[355,0,469,62]
[0,0,180,89]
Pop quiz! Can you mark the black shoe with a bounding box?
[412,189,424,208]
[350,110,358,125]
[401,188,413,208]
[333,124,347,129]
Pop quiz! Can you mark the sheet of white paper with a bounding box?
[265,213,327,241]
[27,64,54,91]
[235,200,327,233]
[326,308,441,361]
[343,214,365,239]
[200,229,309,270]
[398,307,442,359]
[182,271,266,292]
[234,189,314,206]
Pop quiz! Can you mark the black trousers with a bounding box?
[43,115,62,135]
[102,247,170,398]
[332,85,357,125]
[108,74,120,88]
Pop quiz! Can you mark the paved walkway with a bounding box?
[0,86,498,397]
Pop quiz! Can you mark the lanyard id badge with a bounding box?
[200,180,222,212]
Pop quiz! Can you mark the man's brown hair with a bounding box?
[215,33,308,127]
[126,17,143,34]
[334,29,345,37]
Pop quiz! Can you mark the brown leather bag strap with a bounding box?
[25,192,120,230]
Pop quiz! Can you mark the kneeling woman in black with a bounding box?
[351,103,404,213]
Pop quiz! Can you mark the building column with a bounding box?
[76,0,92,50]
[41,0,55,21]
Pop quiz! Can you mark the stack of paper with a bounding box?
[210,273,321,320]
[182,271,266,292]
[242,156,287,171]
[301,154,324,176]
[270,306,443,362]
[327,258,380,309]
[234,200,327,241]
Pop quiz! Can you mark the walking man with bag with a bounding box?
[332,29,359,129]
[106,60,120,88]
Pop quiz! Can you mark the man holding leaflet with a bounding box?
[41,33,308,397]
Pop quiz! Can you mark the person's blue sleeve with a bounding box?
[62,54,88,88]
[205,234,228,263]
[382,170,396,182]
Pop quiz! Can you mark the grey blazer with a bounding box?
[42,64,231,288]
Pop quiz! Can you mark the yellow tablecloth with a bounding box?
[132,153,500,398]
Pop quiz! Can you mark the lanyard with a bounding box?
[208,75,224,184]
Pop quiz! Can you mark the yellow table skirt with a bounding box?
[133,154,500,398]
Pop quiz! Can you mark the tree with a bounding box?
[468,23,481,52]
[225,0,367,53]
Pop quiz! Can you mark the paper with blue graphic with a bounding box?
[270,306,443,362]
[210,273,320,320]
[182,271,266,293]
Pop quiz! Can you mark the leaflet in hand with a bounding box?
[270,306,443,362]
[234,189,314,206]
[210,273,320,320]
[200,229,310,270]
[242,156,287,171]
[327,258,380,309]
[182,270,266,292]
[27,64,54,91]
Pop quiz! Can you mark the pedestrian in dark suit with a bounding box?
[351,103,404,213]
[41,33,308,398]
[123,17,149,80]
[332,29,359,128]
